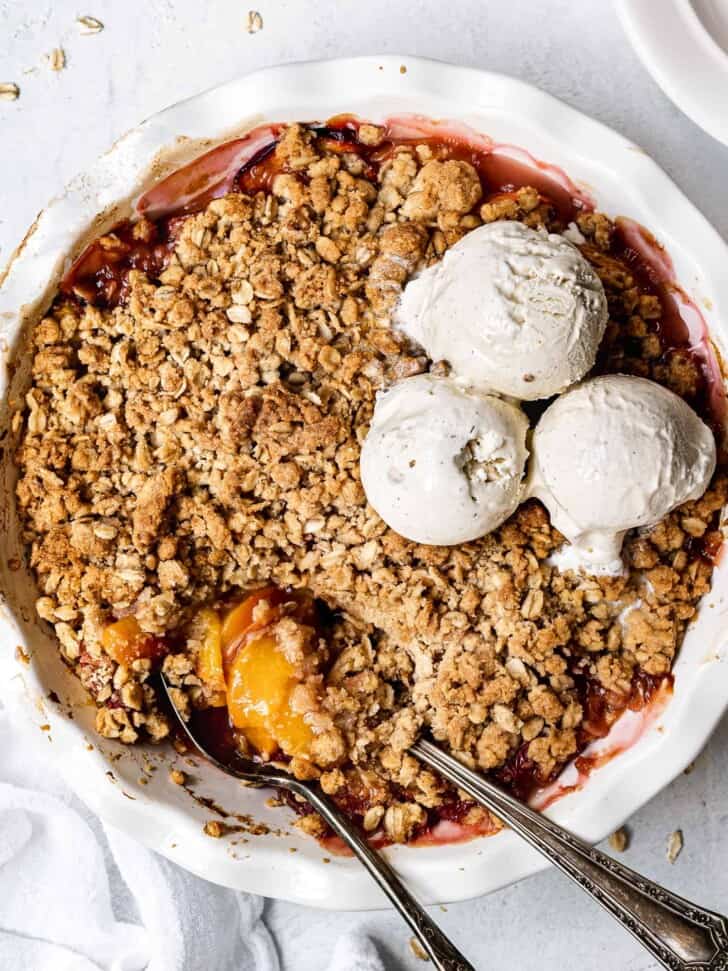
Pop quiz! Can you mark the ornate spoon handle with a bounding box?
[412,739,728,971]
[290,777,475,971]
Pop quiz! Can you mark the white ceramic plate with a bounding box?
[618,0,728,147]
[1,56,728,910]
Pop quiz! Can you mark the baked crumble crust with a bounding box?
[14,122,726,842]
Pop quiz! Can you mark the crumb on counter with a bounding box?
[410,937,430,961]
[77,16,104,34]
[0,83,20,101]
[47,48,66,71]
[247,10,263,33]
[608,827,629,853]
[667,829,684,864]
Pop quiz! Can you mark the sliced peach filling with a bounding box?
[101,615,166,666]
[220,585,289,652]
[100,588,320,762]
[195,587,317,761]
[226,633,314,760]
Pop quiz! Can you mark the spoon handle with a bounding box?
[412,739,728,971]
[290,779,475,971]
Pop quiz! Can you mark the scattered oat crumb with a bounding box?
[683,761,696,775]
[15,646,30,664]
[0,83,20,101]
[322,857,330,864]
[170,768,186,785]
[288,847,297,853]
[246,10,263,33]
[608,827,630,853]
[77,15,104,34]
[409,937,430,961]
[204,820,223,838]
[39,724,51,732]
[399,64,407,74]
[47,48,65,71]
[439,905,448,912]
[667,829,684,863]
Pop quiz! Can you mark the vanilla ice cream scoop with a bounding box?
[396,221,608,400]
[360,373,529,545]
[530,374,717,571]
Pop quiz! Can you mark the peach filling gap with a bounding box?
[197,587,319,760]
[103,588,320,762]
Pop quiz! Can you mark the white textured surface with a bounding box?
[2,2,727,969]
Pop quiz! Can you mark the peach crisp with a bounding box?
[14,119,726,846]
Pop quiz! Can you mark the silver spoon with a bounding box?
[412,738,728,971]
[160,675,474,971]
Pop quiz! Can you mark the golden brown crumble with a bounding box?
[13,122,726,842]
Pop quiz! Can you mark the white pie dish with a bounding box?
[1,55,728,910]
[617,0,728,147]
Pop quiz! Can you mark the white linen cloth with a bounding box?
[0,704,385,971]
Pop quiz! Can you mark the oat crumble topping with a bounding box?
[13,121,726,844]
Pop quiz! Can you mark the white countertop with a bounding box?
[2,1,727,968]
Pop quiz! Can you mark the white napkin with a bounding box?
[0,704,385,971]
[328,931,390,970]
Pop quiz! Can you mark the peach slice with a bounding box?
[194,607,226,706]
[226,632,314,760]
[220,586,287,661]
[101,616,166,666]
